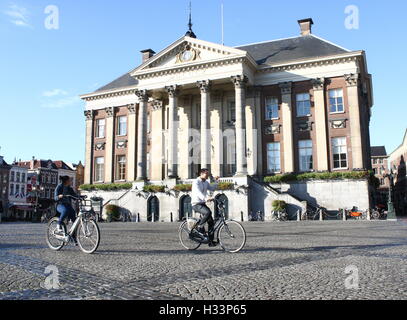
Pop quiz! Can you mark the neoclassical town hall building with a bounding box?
[80,19,374,220]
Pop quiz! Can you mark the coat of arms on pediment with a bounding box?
[175,44,201,64]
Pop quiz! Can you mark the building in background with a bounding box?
[0,156,11,221]
[53,160,76,190]
[371,146,389,206]
[8,164,31,220]
[81,18,373,184]
[79,18,375,220]
[17,158,59,219]
[389,129,407,216]
[66,161,85,190]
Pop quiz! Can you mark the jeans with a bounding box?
[57,204,76,226]
[192,204,215,241]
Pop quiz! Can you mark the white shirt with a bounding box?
[191,177,217,206]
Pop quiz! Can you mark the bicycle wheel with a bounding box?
[77,220,100,254]
[46,218,66,251]
[179,221,201,251]
[218,221,246,253]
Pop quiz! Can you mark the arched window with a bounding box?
[179,195,192,221]
[147,196,160,222]
[214,194,229,220]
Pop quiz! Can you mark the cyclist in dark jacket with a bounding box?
[54,176,78,231]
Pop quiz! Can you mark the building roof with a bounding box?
[53,161,74,171]
[371,146,387,157]
[96,72,138,92]
[17,159,58,170]
[0,156,10,168]
[236,34,349,66]
[93,34,350,94]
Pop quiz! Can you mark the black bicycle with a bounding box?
[179,199,247,253]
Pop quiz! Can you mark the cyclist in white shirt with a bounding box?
[191,168,220,247]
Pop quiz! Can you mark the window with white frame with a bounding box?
[299,140,313,172]
[96,119,106,138]
[10,171,14,182]
[21,173,26,183]
[296,93,311,117]
[332,137,348,169]
[329,89,344,113]
[15,184,20,196]
[265,97,279,120]
[95,157,105,182]
[117,116,127,136]
[267,142,281,173]
[10,184,14,196]
[16,172,20,183]
[116,156,126,181]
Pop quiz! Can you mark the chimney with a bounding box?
[298,18,314,36]
[30,156,35,170]
[140,49,156,63]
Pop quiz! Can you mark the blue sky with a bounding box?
[1,0,406,164]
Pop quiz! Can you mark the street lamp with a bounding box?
[381,166,397,221]
[31,185,44,222]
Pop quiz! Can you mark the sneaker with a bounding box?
[55,225,64,234]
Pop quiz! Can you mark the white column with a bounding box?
[197,80,211,170]
[150,101,164,181]
[279,82,294,173]
[105,107,115,183]
[312,78,329,171]
[345,73,364,170]
[231,75,248,176]
[135,90,149,181]
[84,110,94,184]
[126,104,137,181]
[166,85,179,178]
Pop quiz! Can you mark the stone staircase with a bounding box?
[248,175,308,220]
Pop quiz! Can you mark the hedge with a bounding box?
[264,171,371,184]
[272,200,287,212]
[217,182,235,191]
[143,185,166,193]
[80,183,133,191]
[105,204,121,222]
[173,184,192,192]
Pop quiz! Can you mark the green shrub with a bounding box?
[264,171,370,184]
[80,183,132,191]
[105,204,121,222]
[272,200,287,212]
[173,184,192,192]
[143,185,166,193]
[217,182,235,191]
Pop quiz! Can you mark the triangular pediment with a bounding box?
[131,36,249,75]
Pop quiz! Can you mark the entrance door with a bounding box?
[147,196,160,222]
[180,195,192,221]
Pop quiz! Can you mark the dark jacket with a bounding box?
[54,184,78,206]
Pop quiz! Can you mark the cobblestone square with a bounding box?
[0,221,406,300]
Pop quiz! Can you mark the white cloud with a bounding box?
[4,4,31,28]
[42,89,68,97]
[41,89,81,109]
[41,96,81,109]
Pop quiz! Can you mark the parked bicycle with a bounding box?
[370,206,387,220]
[179,199,247,253]
[301,207,327,220]
[46,195,100,254]
[271,210,288,221]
